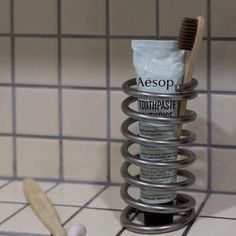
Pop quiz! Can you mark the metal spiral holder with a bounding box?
[120,78,198,234]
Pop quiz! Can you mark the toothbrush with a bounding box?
[176,16,205,137]
[23,178,87,236]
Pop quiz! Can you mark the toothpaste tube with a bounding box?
[132,40,185,205]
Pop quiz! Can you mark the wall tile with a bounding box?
[64,140,107,181]
[212,95,236,146]
[0,87,12,133]
[159,0,207,36]
[16,88,59,135]
[212,148,236,192]
[63,89,107,138]
[0,0,10,33]
[62,0,105,34]
[110,0,156,35]
[0,137,13,177]
[184,94,208,144]
[14,0,57,34]
[0,37,11,83]
[212,0,236,37]
[212,41,236,91]
[15,38,58,85]
[110,39,136,88]
[62,39,106,87]
[17,138,59,178]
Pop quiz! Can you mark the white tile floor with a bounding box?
[0,181,235,236]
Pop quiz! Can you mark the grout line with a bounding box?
[10,0,17,178]
[0,180,12,190]
[105,0,111,183]
[0,232,49,236]
[199,215,236,221]
[206,0,212,194]
[62,185,108,226]
[182,193,211,236]
[57,0,64,180]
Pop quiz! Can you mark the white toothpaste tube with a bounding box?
[132,40,185,205]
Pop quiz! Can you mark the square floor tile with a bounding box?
[159,0,207,36]
[211,0,236,37]
[62,0,105,34]
[110,0,156,36]
[212,148,236,192]
[0,137,13,177]
[110,39,136,88]
[0,180,8,188]
[0,37,11,83]
[47,183,105,206]
[65,208,121,236]
[63,140,107,182]
[211,41,236,91]
[63,89,107,138]
[62,38,106,87]
[14,0,57,34]
[16,88,59,135]
[212,95,236,145]
[0,205,78,234]
[0,0,10,33]
[0,181,55,203]
[17,138,59,179]
[15,38,58,85]
[0,203,24,223]
[188,218,236,236]
[201,194,236,218]
[0,87,12,133]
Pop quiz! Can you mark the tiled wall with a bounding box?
[0,0,235,194]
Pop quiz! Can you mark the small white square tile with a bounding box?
[188,218,236,236]
[62,0,106,34]
[110,39,136,88]
[0,203,24,222]
[0,37,11,83]
[212,148,236,192]
[16,88,59,135]
[211,0,236,37]
[14,0,57,34]
[0,137,13,177]
[0,205,78,234]
[0,181,55,202]
[185,94,208,144]
[15,38,58,85]
[47,183,105,206]
[62,39,106,87]
[0,0,10,33]
[63,89,107,138]
[211,41,236,91]
[110,0,156,36]
[65,208,121,236]
[0,87,12,133]
[110,142,140,184]
[64,140,107,182]
[159,0,207,36]
[201,194,236,218]
[212,95,236,145]
[187,147,208,190]
[17,138,59,179]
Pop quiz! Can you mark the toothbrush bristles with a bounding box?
[178,17,198,50]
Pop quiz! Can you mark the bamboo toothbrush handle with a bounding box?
[23,178,67,236]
